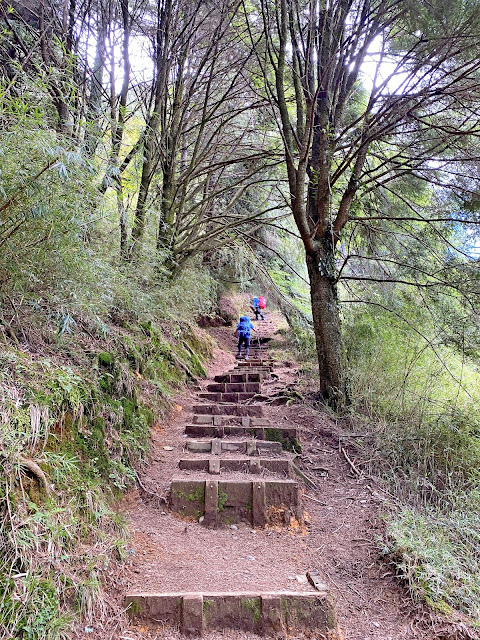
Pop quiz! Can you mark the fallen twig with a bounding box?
[135,473,167,504]
[303,494,326,505]
[341,447,362,476]
[338,433,371,438]
[126,450,167,503]
[292,462,319,490]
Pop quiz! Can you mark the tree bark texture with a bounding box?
[306,244,345,409]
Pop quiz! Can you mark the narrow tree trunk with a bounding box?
[117,188,128,260]
[85,17,106,155]
[52,96,70,134]
[129,157,152,259]
[305,245,346,410]
[128,0,172,262]
[157,161,175,251]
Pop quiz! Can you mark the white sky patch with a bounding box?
[359,35,410,95]
[83,25,154,88]
[86,30,413,97]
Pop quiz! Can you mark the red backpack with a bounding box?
[258,296,266,309]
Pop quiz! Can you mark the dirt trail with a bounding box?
[80,312,434,640]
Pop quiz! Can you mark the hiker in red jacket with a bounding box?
[251,296,265,321]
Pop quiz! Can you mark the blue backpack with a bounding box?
[237,316,251,338]
[253,296,259,307]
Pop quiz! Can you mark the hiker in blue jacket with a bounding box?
[234,315,257,359]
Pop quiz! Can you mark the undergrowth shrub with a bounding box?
[344,305,480,494]
[0,114,219,340]
[265,262,315,362]
[344,302,480,625]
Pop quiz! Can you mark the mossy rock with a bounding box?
[120,335,145,371]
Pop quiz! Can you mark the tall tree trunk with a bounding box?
[85,14,106,155]
[305,242,346,410]
[128,0,172,262]
[129,117,158,260]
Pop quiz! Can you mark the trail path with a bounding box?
[94,313,434,640]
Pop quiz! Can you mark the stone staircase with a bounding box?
[125,313,339,637]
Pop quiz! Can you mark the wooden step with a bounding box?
[207,382,261,393]
[169,478,302,527]
[125,591,338,637]
[198,391,257,403]
[193,404,263,417]
[178,457,292,475]
[191,415,270,427]
[184,439,283,456]
[184,424,298,445]
[231,365,272,373]
[214,372,264,383]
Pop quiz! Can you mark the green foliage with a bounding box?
[217,489,228,512]
[0,124,106,316]
[344,298,480,624]
[242,597,261,623]
[0,573,72,640]
[344,302,480,493]
[264,428,301,453]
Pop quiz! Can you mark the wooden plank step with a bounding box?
[169,478,302,527]
[184,424,298,444]
[185,425,266,438]
[177,458,292,475]
[230,366,272,373]
[198,392,257,402]
[184,439,283,455]
[191,415,270,427]
[214,372,263,383]
[192,404,263,417]
[207,382,261,393]
[125,591,338,637]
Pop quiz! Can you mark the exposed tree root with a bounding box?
[18,456,50,494]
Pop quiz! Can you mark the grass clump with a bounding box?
[383,492,480,623]
[242,597,261,624]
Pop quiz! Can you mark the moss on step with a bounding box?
[217,489,228,512]
[242,597,261,624]
[265,428,302,453]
